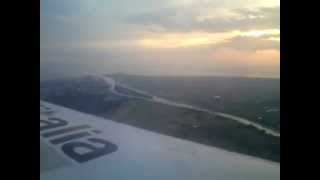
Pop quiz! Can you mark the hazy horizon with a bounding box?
[41,0,280,80]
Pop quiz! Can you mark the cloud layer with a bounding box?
[41,0,280,80]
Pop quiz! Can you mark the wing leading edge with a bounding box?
[40,100,280,180]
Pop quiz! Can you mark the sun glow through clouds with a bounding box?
[136,29,280,48]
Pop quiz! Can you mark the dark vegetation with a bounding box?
[40,75,280,162]
[112,74,280,131]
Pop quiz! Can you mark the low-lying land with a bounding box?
[40,75,280,162]
[112,74,280,132]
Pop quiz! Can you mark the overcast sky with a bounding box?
[40,0,280,80]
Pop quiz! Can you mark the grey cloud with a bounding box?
[124,8,195,32]
[41,0,280,79]
[125,6,279,32]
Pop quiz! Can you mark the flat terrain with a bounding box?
[40,75,280,162]
[112,74,280,132]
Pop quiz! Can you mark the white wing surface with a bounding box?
[40,100,280,180]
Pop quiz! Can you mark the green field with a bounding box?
[40,75,280,162]
[112,74,280,132]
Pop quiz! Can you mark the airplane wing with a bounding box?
[40,100,280,180]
